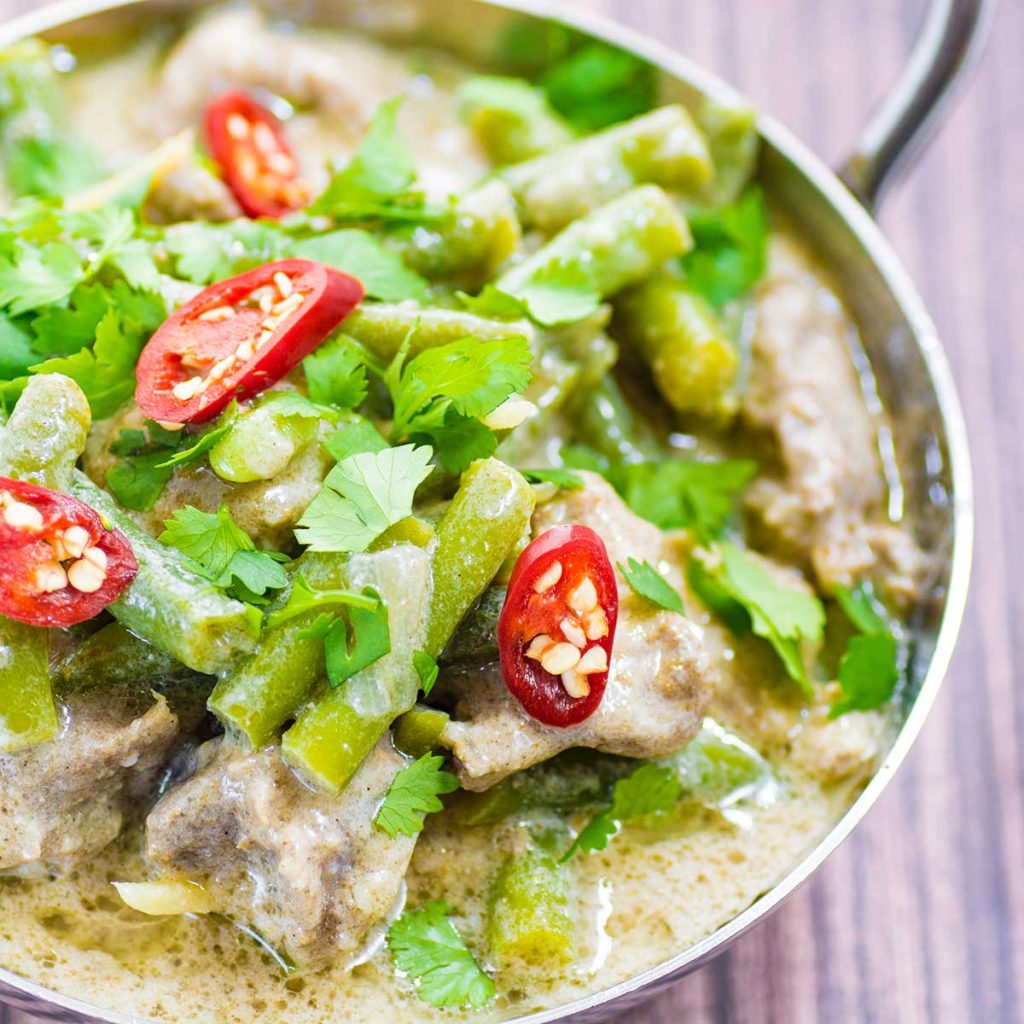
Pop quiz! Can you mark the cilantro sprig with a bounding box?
[374,753,458,838]
[387,901,496,1010]
[618,557,685,614]
[830,582,900,717]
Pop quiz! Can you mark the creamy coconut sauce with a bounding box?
[0,15,900,1023]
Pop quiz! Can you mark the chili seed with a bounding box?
[60,525,90,559]
[34,562,68,593]
[171,376,206,402]
[273,272,293,298]
[198,305,236,322]
[533,561,563,593]
[226,113,250,140]
[525,634,554,660]
[2,500,43,532]
[583,607,609,641]
[481,397,538,431]
[82,546,108,570]
[540,642,581,676]
[560,617,587,649]
[576,646,608,675]
[67,558,106,594]
[561,670,591,699]
[568,576,598,615]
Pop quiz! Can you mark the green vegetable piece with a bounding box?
[209,393,320,483]
[395,181,522,284]
[830,582,900,717]
[568,374,663,467]
[208,552,352,747]
[55,621,207,697]
[440,585,505,664]
[374,752,459,838]
[394,705,451,758]
[424,458,536,657]
[618,557,685,613]
[282,544,432,793]
[614,269,739,419]
[70,471,260,674]
[488,831,576,968]
[459,75,573,165]
[696,96,760,207]
[387,900,496,1010]
[501,106,711,232]
[370,516,436,552]
[0,373,90,489]
[343,303,537,363]
[497,186,692,323]
[0,616,57,753]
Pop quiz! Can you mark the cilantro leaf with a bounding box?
[294,444,433,552]
[418,411,497,474]
[541,42,656,131]
[160,504,288,603]
[162,220,288,285]
[5,135,101,198]
[521,467,584,491]
[830,581,900,717]
[266,573,377,627]
[618,557,685,614]
[30,281,113,355]
[308,97,439,224]
[156,415,235,471]
[691,542,825,696]
[387,901,496,1010]
[105,451,174,511]
[321,418,389,461]
[682,188,769,310]
[455,284,529,320]
[30,308,146,419]
[374,753,458,838]
[0,241,83,315]
[0,314,38,379]
[508,261,601,327]
[304,334,371,410]
[413,650,440,695]
[323,591,390,686]
[292,229,429,302]
[564,762,681,860]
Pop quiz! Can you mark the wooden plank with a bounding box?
[0,1,1020,1022]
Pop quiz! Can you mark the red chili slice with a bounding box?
[135,259,364,424]
[204,90,309,219]
[0,477,137,628]
[498,524,619,728]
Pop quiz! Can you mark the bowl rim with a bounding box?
[0,1,974,1022]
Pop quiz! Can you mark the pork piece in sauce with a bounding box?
[0,692,184,873]
[145,738,415,967]
[442,474,715,791]
[744,239,924,603]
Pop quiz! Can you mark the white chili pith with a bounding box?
[1,491,109,596]
[173,273,305,404]
[523,570,609,698]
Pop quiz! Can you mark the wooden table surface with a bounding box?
[0,0,1021,1022]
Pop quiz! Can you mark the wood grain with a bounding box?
[0,0,1021,1022]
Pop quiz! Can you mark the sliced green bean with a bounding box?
[343,302,537,363]
[393,705,451,758]
[488,830,577,967]
[459,75,574,165]
[281,544,433,793]
[69,471,259,674]
[696,96,759,207]
[497,186,692,302]
[424,458,536,656]
[440,585,505,664]
[207,551,349,747]
[614,270,738,419]
[55,621,208,696]
[501,105,712,232]
[209,394,320,483]
[0,616,56,753]
[394,180,522,283]
[571,374,663,466]
[0,374,90,489]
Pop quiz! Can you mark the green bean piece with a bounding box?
[209,396,319,483]
[571,374,663,466]
[0,616,57,753]
[343,303,537,363]
[69,471,260,674]
[282,544,433,793]
[614,270,738,419]
[664,717,779,807]
[488,830,577,968]
[501,105,712,232]
[0,374,91,489]
[440,585,505,664]
[394,181,522,284]
[424,458,536,657]
[453,749,635,826]
[696,96,759,207]
[55,621,208,696]
[369,516,436,552]
[497,186,692,303]
[459,75,574,165]
[207,551,350,747]
[393,705,451,758]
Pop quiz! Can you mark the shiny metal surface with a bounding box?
[0,1,977,1022]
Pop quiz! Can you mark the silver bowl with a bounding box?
[0,0,983,1021]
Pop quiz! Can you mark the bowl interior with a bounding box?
[0,1,972,1022]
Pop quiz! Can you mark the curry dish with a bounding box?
[0,8,925,1022]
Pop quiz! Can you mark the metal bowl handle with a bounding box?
[838,0,995,211]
